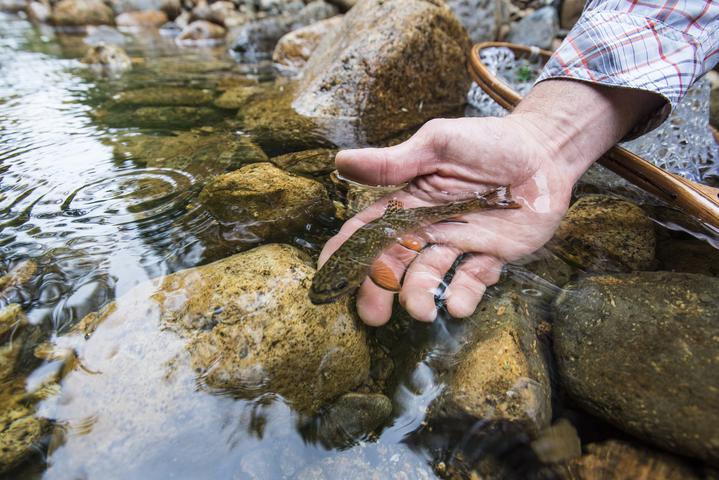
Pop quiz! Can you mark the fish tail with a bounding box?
[480,186,521,209]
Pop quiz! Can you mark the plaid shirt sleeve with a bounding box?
[536,0,719,136]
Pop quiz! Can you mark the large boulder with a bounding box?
[440,286,553,435]
[293,0,471,142]
[553,272,719,464]
[52,0,115,26]
[198,162,334,244]
[38,244,370,477]
[546,195,656,272]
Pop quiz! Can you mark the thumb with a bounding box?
[335,135,435,186]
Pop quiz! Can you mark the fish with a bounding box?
[309,186,521,304]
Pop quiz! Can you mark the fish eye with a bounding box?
[336,280,348,290]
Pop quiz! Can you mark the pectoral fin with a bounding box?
[397,234,423,252]
[369,261,401,292]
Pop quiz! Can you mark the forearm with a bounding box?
[510,79,664,185]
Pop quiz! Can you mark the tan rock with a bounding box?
[52,0,115,26]
[115,10,168,28]
[293,0,471,142]
[0,381,47,474]
[272,15,343,73]
[213,85,265,109]
[444,286,552,434]
[199,162,333,243]
[270,148,337,176]
[177,19,226,44]
[81,43,132,71]
[547,194,656,272]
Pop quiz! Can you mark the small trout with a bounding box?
[309,186,521,304]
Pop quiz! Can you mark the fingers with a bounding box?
[399,245,460,322]
[444,254,504,318]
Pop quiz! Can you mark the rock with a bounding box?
[0,0,25,13]
[27,1,52,23]
[38,244,370,477]
[0,381,48,474]
[110,86,214,107]
[530,419,581,464]
[442,286,553,434]
[0,305,31,383]
[655,235,719,276]
[446,0,509,43]
[115,10,168,28]
[199,163,333,243]
[546,195,656,273]
[272,15,343,73]
[507,6,559,49]
[293,0,471,142]
[81,43,132,72]
[270,148,337,176]
[112,130,268,178]
[213,85,265,109]
[51,0,115,27]
[176,19,226,45]
[0,260,37,293]
[325,0,355,11]
[559,440,704,479]
[111,0,180,19]
[94,105,225,129]
[553,272,719,464]
[229,0,338,62]
[191,0,247,28]
[560,0,585,29]
[239,90,335,156]
[315,393,392,447]
[83,25,127,45]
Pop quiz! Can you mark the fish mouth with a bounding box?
[308,286,357,305]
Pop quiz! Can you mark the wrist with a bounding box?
[509,79,665,185]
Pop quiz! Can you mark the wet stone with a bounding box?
[553,272,719,464]
[198,162,333,245]
[315,392,392,448]
[655,235,719,276]
[270,148,337,176]
[547,194,656,273]
[110,86,214,107]
[0,381,48,474]
[238,90,335,156]
[439,285,553,435]
[176,20,226,45]
[115,10,168,29]
[94,105,225,129]
[112,130,268,178]
[81,43,132,72]
[213,85,266,110]
[272,15,343,74]
[557,440,705,479]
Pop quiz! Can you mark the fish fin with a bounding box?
[383,199,404,216]
[369,261,401,292]
[397,234,423,252]
[482,186,521,209]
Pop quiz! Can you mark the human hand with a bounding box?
[318,114,575,325]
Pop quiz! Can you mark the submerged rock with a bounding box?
[213,85,266,110]
[110,86,214,107]
[199,162,333,244]
[95,105,225,129]
[228,0,338,62]
[655,234,719,276]
[547,195,656,272]
[112,130,267,178]
[0,380,48,474]
[81,43,132,72]
[272,15,343,73]
[315,392,392,448]
[553,272,719,464]
[441,286,553,435]
[270,148,337,176]
[52,0,115,27]
[239,90,335,155]
[115,10,168,28]
[0,305,32,383]
[558,440,705,479]
[293,0,471,142]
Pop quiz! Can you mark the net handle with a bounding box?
[468,42,719,231]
